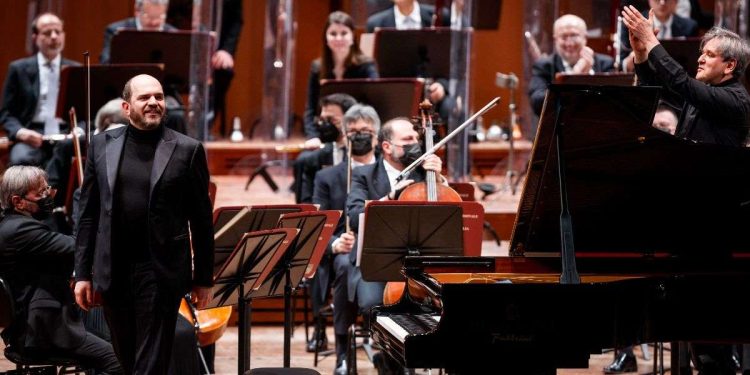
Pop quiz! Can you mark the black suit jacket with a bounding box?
[0,56,79,140]
[75,125,214,295]
[528,52,616,116]
[218,0,243,56]
[100,18,178,63]
[0,211,87,351]
[296,143,337,203]
[366,3,448,32]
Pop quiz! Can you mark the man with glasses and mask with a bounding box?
[312,104,380,374]
[528,14,615,116]
[345,117,444,375]
[293,93,357,204]
[0,166,122,374]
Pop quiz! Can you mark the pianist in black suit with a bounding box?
[312,104,380,375]
[346,117,444,374]
[528,14,615,117]
[623,8,750,373]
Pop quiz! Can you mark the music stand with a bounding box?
[374,28,470,78]
[109,30,214,93]
[56,64,164,130]
[248,211,340,367]
[320,78,425,121]
[207,228,299,374]
[246,204,318,232]
[360,202,464,282]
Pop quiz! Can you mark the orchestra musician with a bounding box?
[0,166,122,374]
[345,117,445,375]
[100,0,177,64]
[294,93,356,204]
[302,11,377,150]
[0,13,80,167]
[528,14,616,117]
[74,74,214,374]
[312,104,381,375]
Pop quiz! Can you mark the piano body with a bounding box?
[369,85,750,374]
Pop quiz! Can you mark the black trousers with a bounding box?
[102,262,182,375]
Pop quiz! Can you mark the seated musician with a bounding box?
[528,14,615,117]
[294,93,357,204]
[312,104,381,375]
[0,166,122,373]
[0,13,81,167]
[345,117,445,374]
[99,0,177,64]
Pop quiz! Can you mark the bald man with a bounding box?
[528,14,616,116]
[74,74,214,374]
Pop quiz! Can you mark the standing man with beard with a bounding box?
[74,74,214,374]
[345,117,443,374]
[312,104,380,374]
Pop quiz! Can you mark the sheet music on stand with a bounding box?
[360,202,465,282]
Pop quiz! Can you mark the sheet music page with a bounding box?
[355,212,365,267]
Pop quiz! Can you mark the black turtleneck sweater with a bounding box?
[113,125,162,264]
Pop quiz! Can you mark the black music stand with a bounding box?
[374,28,470,78]
[56,64,164,132]
[360,202,464,282]
[207,227,299,374]
[320,78,425,122]
[109,30,214,93]
[248,211,340,367]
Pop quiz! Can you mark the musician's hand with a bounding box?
[211,50,235,70]
[421,154,442,174]
[16,128,44,148]
[304,137,322,150]
[191,286,213,309]
[428,82,446,103]
[386,179,415,200]
[333,231,355,254]
[622,6,659,63]
[572,46,594,74]
[74,281,93,311]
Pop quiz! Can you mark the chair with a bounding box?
[0,277,90,375]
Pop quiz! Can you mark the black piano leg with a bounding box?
[670,342,691,375]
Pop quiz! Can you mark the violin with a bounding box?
[382,100,462,305]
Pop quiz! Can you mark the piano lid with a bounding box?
[511,85,750,257]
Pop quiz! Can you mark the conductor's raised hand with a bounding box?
[622,6,660,62]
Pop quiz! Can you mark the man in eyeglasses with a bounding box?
[0,166,122,374]
[528,14,616,116]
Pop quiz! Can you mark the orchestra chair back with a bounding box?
[0,277,90,375]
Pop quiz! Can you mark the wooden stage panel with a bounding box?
[204,139,532,176]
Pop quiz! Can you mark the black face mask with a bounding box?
[396,143,422,167]
[349,132,374,156]
[26,196,54,220]
[317,120,341,143]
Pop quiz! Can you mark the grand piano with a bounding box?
[369,85,750,374]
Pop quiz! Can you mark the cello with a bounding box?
[382,100,463,305]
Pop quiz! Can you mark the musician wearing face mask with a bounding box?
[345,117,444,374]
[293,93,356,204]
[312,104,380,374]
[0,166,122,374]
